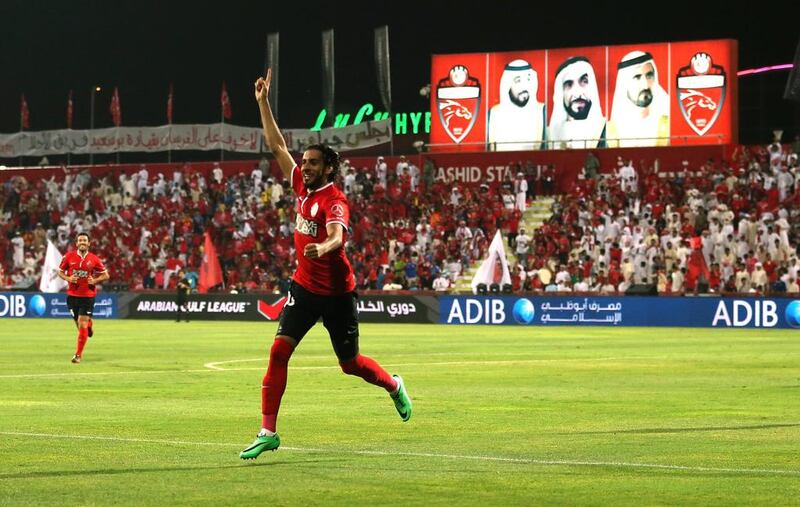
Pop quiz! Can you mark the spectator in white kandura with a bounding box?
[671,267,685,292]
[515,228,531,267]
[450,187,462,207]
[395,155,409,178]
[11,233,24,268]
[251,164,263,190]
[375,156,387,187]
[634,259,649,284]
[408,162,420,191]
[212,162,223,184]
[599,279,616,294]
[137,164,150,195]
[269,178,283,206]
[344,168,357,195]
[617,159,638,193]
[432,272,451,292]
[514,172,528,212]
[153,173,167,197]
[573,277,590,292]
[446,257,462,282]
[173,166,184,187]
[455,220,473,247]
[751,262,768,289]
[555,264,571,285]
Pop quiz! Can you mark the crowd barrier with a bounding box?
[0,292,117,319]
[123,292,438,323]
[3,292,799,329]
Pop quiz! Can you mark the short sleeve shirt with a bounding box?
[59,251,107,297]
[291,166,355,295]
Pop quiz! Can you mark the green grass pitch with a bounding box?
[1,320,798,506]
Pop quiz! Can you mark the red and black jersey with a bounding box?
[59,251,107,297]
[290,165,355,295]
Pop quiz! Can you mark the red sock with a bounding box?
[76,327,89,355]
[340,354,397,392]
[261,339,294,432]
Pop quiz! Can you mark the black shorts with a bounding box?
[67,296,95,318]
[277,281,359,360]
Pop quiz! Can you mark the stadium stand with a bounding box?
[1,142,799,295]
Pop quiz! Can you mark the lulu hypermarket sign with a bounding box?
[311,103,431,135]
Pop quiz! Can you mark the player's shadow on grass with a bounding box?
[0,459,341,480]
[564,423,800,435]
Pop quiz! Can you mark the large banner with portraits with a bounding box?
[430,39,737,151]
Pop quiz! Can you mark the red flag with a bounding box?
[685,245,710,289]
[67,90,74,129]
[109,87,122,126]
[167,83,174,124]
[198,231,224,293]
[221,81,232,120]
[20,94,30,130]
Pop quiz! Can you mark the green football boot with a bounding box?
[239,432,281,460]
[390,375,412,422]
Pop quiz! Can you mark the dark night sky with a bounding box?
[1,0,798,142]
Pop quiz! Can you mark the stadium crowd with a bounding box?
[514,140,800,295]
[0,155,532,293]
[2,138,800,295]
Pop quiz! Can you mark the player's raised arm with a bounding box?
[255,69,295,180]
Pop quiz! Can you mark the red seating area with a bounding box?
[514,141,800,294]
[0,158,525,292]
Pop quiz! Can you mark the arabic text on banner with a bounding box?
[0,120,392,158]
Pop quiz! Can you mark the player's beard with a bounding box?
[566,97,591,120]
[303,170,326,190]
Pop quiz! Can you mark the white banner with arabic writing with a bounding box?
[0,120,392,158]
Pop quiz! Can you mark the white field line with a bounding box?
[205,355,641,370]
[0,431,797,477]
[0,357,636,379]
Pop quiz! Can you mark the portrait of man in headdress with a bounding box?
[607,51,670,147]
[488,59,545,151]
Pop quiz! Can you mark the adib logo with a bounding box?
[28,295,47,317]
[784,301,800,328]
[0,294,27,317]
[512,298,535,324]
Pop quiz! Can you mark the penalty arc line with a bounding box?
[0,431,797,476]
[203,356,639,371]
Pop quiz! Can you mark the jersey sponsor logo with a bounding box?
[73,269,89,278]
[296,214,319,237]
